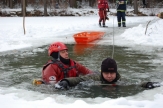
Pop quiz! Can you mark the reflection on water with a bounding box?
[63,84,144,98]
[0,44,162,98]
[73,44,96,55]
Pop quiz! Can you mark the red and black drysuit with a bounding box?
[42,59,93,84]
[98,0,109,27]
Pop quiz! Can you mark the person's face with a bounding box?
[59,49,69,59]
[102,72,116,82]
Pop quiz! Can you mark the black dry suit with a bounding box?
[100,72,121,84]
[59,71,160,89]
[60,71,121,87]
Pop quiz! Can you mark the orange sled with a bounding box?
[73,31,105,44]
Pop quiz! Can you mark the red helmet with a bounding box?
[48,42,68,56]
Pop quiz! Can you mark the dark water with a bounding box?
[0,44,162,98]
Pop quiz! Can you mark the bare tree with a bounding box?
[21,0,26,16]
[22,0,26,35]
[146,0,150,8]
[6,0,10,7]
[69,0,77,8]
[89,0,98,7]
[44,0,47,16]
[59,0,69,9]
[134,0,138,14]
[0,0,163,10]
[9,0,13,8]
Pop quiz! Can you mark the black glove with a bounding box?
[55,80,69,90]
[141,82,160,89]
[107,8,110,12]
[106,16,109,20]
[116,1,120,4]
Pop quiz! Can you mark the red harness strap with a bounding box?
[43,59,76,78]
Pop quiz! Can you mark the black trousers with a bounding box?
[117,11,126,26]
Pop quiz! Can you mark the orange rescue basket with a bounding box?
[73,31,105,44]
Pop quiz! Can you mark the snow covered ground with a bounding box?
[0,9,163,108]
[0,16,162,52]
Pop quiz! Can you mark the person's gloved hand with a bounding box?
[106,16,109,20]
[107,8,110,12]
[117,1,120,4]
[55,80,69,90]
[141,82,160,89]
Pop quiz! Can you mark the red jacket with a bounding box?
[98,0,109,10]
[42,59,93,84]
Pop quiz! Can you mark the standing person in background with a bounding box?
[116,0,128,27]
[98,0,110,27]
[40,41,93,84]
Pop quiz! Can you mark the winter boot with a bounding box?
[99,22,101,26]
[103,23,105,27]
[118,23,121,27]
[123,24,126,27]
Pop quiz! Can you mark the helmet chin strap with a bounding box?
[57,52,60,61]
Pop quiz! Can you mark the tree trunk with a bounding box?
[89,0,94,7]
[2,0,5,8]
[2,0,5,4]
[7,0,10,7]
[22,0,26,16]
[44,0,47,16]
[69,0,77,8]
[146,0,150,8]
[134,0,138,14]
[9,0,13,8]
[22,0,26,35]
